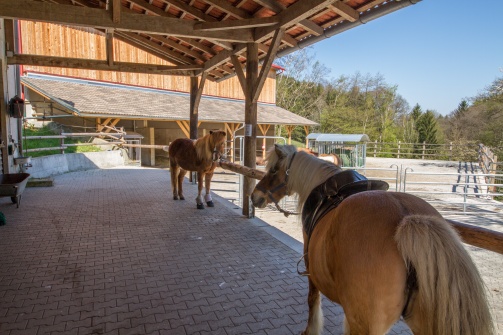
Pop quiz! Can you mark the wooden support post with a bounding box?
[0,59,9,173]
[189,74,207,140]
[243,43,259,217]
[285,125,295,145]
[189,76,198,140]
[2,20,16,173]
[224,123,242,163]
[106,30,114,67]
[489,155,498,194]
[258,124,270,159]
[112,0,121,24]
[150,127,155,166]
[304,126,309,148]
[239,29,283,218]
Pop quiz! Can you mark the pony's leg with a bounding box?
[195,172,205,209]
[177,169,186,200]
[170,163,179,200]
[204,170,214,207]
[302,278,323,335]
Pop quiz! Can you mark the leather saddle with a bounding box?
[302,170,389,240]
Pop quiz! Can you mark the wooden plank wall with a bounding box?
[19,21,277,104]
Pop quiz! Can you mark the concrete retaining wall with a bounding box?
[24,150,127,178]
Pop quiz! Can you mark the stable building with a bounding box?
[21,73,316,166]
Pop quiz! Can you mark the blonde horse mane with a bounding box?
[194,132,218,163]
[265,145,341,212]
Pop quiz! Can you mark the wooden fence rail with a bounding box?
[217,160,503,255]
[368,141,480,161]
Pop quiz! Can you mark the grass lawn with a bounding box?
[22,126,102,157]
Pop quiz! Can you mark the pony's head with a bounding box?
[209,130,227,160]
[195,130,227,162]
[251,144,297,209]
[252,144,340,210]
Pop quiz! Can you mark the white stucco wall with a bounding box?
[25,150,126,178]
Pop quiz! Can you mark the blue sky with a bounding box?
[310,0,503,116]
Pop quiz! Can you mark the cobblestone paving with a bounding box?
[0,167,350,335]
[0,164,500,334]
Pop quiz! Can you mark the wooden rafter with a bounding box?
[0,0,416,83]
[255,0,336,42]
[253,28,284,102]
[0,0,254,42]
[329,2,360,22]
[7,54,201,75]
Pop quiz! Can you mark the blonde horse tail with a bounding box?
[395,215,493,335]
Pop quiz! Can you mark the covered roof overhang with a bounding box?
[22,73,318,126]
[1,0,422,82]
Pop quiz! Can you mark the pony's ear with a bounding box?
[274,144,285,158]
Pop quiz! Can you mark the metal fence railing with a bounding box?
[367,141,481,162]
[212,162,503,218]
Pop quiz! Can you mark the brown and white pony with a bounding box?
[297,147,342,166]
[251,144,493,335]
[168,130,226,209]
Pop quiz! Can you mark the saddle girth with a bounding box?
[302,170,389,241]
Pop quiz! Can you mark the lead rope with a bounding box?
[270,194,300,217]
[296,253,309,276]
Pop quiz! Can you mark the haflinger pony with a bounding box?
[251,144,493,335]
[168,130,226,209]
[297,147,342,166]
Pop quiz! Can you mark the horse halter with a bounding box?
[212,142,225,162]
[255,152,299,217]
[212,147,221,161]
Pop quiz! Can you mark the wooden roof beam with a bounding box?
[203,0,251,20]
[0,0,253,42]
[195,16,278,31]
[254,0,336,42]
[159,0,215,22]
[123,0,233,53]
[253,0,324,36]
[329,1,360,22]
[116,31,193,65]
[8,54,200,75]
[117,32,226,77]
[253,28,284,101]
[201,43,247,73]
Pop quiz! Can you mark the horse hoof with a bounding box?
[173,195,179,200]
[197,203,205,209]
[179,196,185,200]
[206,201,214,207]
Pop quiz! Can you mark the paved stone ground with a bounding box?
[0,163,501,334]
[0,166,414,335]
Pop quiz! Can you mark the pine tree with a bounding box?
[417,110,438,145]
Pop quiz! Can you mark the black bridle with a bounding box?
[255,152,299,217]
